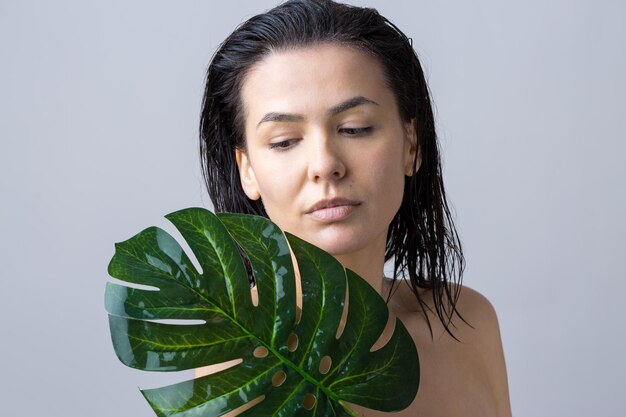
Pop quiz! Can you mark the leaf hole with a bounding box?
[195,358,243,378]
[108,278,159,292]
[302,394,317,410]
[295,304,302,325]
[236,243,255,284]
[251,284,259,307]
[146,318,206,325]
[319,355,332,375]
[370,309,395,352]
[158,220,204,275]
[253,346,268,358]
[289,248,303,324]
[287,332,299,352]
[271,370,287,387]
[235,244,259,306]
[222,394,265,416]
[336,281,349,339]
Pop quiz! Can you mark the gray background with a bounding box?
[1,0,624,415]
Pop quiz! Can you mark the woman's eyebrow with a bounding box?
[256,95,379,129]
[328,95,378,116]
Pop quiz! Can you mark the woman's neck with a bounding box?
[334,237,387,296]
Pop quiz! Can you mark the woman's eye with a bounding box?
[269,139,298,150]
[340,126,373,136]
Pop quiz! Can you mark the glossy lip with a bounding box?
[306,197,361,222]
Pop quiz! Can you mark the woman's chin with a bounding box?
[299,228,380,260]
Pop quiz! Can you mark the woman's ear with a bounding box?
[404,118,421,176]
[235,148,261,200]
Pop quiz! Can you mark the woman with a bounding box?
[197,0,511,415]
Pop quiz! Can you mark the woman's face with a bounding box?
[236,43,417,258]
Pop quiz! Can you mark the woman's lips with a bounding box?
[307,202,360,222]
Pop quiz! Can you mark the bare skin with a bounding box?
[197,43,512,416]
[347,281,512,417]
[196,281,511,417]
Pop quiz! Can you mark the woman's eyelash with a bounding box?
[340,126,373,135]
[269,139,297,150]
[269,127,372,150]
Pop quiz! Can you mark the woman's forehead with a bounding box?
[240,43,394,124]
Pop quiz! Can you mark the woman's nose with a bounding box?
[306,133,346,182]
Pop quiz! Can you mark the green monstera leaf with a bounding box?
[105,207,419,416]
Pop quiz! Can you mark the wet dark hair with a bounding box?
[199,0,465,336]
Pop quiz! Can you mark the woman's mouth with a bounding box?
[306,198,360,222]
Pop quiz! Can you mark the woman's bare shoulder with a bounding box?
[454,285,499,337]
[388,281,499,336]
[453,285,512,417]
[390,282,512,417]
